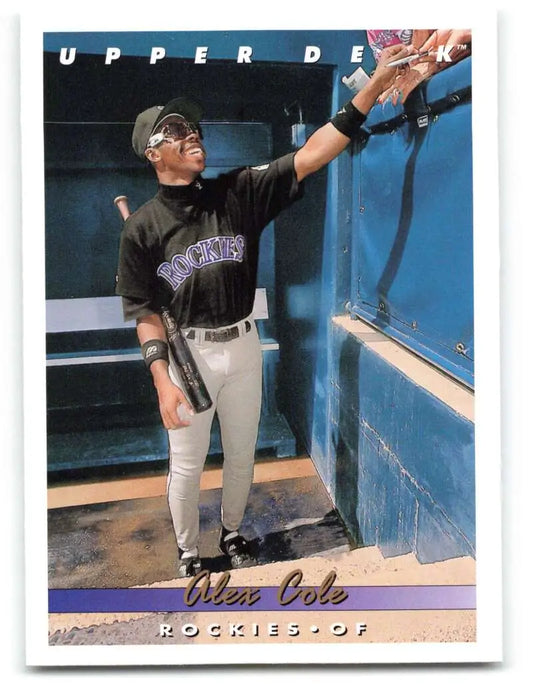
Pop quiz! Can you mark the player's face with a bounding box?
[150,117,207,181]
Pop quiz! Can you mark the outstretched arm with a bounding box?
[293,43,413,182]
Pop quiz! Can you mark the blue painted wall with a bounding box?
[354,58,473,386]
[327,323,475,562]
[270,47,475,560]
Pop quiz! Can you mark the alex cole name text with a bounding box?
[182,568,348,608]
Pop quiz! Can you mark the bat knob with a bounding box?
[114,195,131,221]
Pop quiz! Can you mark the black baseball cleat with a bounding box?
[218,527,256,569]
[177,549,203,579]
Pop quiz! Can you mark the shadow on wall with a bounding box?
[332,335,363,547]
[373,90,430,328]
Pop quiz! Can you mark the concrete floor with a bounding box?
[48,457,352,589]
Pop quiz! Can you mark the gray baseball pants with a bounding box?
[166,315,262,557]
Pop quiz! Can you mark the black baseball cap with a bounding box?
[132,97,203,159]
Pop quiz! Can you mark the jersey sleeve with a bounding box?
[115,220,160,322]
[231,151,304,233]
[120,296,158,323]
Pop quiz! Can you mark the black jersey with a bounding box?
[116,152,303,328]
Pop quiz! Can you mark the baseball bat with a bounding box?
[159,307,213,413]
[114,194,213,414]
[113,195,130,221]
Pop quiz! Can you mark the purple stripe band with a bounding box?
[48,586,476,613]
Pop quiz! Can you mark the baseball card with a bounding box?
[20,3,502,669]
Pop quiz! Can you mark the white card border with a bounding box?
[20,3,502,666]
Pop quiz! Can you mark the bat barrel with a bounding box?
[160,308,213,413]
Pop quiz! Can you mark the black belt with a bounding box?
[185,320,251,343]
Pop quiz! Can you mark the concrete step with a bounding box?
[153,545,475,588]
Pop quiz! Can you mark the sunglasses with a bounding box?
[147,121,203,148]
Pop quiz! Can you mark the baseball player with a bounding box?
[115,43,411,578]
